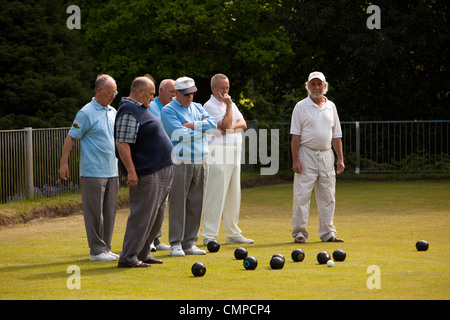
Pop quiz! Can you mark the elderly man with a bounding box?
[290,71,345,244]
[149,79,176,119]
[201,73,253,245]
[161,76,217,257]
[59,74,119,262]
[115,76,174,268]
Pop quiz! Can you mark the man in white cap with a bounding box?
[161,76,217,256]
[290,71,345,244]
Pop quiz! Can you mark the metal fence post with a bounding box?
[24,127,34,199]
[355,122,360,174]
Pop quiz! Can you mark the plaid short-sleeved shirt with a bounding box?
[115,113,139,144]
[115,97,142,143]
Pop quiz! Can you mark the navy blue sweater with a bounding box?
[115,98,173,176]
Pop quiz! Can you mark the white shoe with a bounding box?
[107,251,120,258]
[150,243,156,252]
[155,242,171,251]
[203,237,215,246]
[170,244,185,257]
[226,235,254,244]
[184,245,206,255]
[90,252,117,261]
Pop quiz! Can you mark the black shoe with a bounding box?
[118,260,151,268]
[143,257,163,264]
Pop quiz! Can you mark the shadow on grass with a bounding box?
[0,257,130,281]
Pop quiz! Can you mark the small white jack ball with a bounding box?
[327,260,334,267]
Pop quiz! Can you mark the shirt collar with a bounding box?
[121,97,145,108]
[306,95,330,109]
[154,97,164,110]
[210,95,222,105]
[92,98,110,110]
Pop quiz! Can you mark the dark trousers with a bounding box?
[119,165,174,265]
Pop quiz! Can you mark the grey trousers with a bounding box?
[119,165,174,265]
[169,160,208,249]
[80,177,119,255]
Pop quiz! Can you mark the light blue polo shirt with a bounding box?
[68,98,118,178]
[148,96,164,119]
[161,99,217,162]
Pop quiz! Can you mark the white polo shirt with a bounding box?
[290,96,342,151]
[203,95,244,146]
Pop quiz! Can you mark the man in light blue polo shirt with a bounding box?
[149,79,176,119]
[59,74,120,261]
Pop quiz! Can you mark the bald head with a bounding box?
[129,76,156,108]
[158,79,176,106]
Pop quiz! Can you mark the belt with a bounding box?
[301,145,331,153]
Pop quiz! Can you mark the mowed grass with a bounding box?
[0,180,449,300]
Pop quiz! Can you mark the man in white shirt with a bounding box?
[290,71,345,244]
[202,73,254,245]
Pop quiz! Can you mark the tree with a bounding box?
[76,0,293,108]
[274,0,449,121]
[0,0,95,129]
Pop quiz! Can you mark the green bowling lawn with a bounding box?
[0,180,449,300]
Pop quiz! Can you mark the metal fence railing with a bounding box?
[1,121,449,203]
[252,120,449,174]
[0,128,81,203]
[342,121,450,173]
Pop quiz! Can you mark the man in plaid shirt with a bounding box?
[115,76,174,268]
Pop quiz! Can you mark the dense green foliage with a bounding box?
[0,0,94,129]
[0,0,448,129]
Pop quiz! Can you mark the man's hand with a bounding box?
[182,122,194,130]
[126,171,138,188]
[59,163,70,180]
[292,159,303,174]
[219,92,233,107]
[116,141,138,188]
[336,159,345,174]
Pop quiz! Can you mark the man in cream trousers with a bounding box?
[202,74,254,245]
[290,71,345,244]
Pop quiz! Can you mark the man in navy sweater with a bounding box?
[115,76,174,268]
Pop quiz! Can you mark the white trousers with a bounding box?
[292,146,337,242]
[202,145,242,239]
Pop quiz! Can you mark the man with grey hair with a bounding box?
[115,76,174,267]
[290,71,345,244]
[201,73,253,245]
[149,79,176,119]
[59,74,119,261]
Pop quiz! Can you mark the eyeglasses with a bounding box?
[100,88,119,96]
[183,92,195,97]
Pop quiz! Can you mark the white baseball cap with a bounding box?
[174,76,198,94]
[308,71,326,82]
